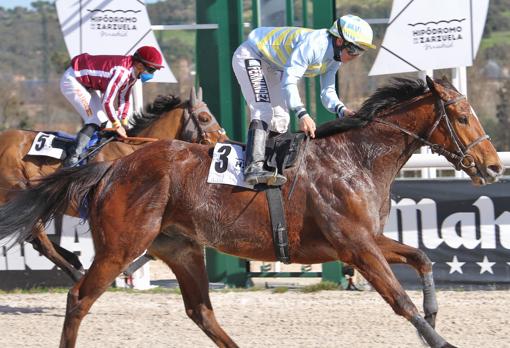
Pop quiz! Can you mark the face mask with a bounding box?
[140,72,154,83]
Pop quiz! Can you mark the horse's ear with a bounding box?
[425,75,435,91]
[197,86,203,101]
[425,75,442,96]
[190,86,197,107]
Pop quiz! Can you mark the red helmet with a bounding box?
[133,46,164,69]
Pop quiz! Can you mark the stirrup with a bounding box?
[63,155,79,168]
[245,170,287,186]
[266,170,287,186]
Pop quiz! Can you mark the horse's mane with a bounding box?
[128,95,182,136]
[315,78,428,139]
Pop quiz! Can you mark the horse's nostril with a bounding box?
[488,164,504,176]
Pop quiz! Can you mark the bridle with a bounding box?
[182,101,226,145]
[373,92,490,171]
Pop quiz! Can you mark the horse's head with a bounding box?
[182,86,228,144]
[425,76,503,185]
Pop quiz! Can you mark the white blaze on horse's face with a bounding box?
[469,106,479,121]
[453,97,503,185]
[426,77,504,186]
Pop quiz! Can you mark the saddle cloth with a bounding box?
[207,131,305,189]
[27,131,101,162]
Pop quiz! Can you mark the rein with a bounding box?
[68,133,160,168]
[373,94,490,170]
[102,128,158,143]
[287,136,310,200]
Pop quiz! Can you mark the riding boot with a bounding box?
[63,123,99,167]
[244,120,287,186]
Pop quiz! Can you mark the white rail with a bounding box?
[403,152,510,169]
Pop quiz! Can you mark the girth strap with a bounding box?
[265,187,291,264]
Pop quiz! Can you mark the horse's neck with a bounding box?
[312,100,436,192]
[365,99,437,184]
[135,107,184,139]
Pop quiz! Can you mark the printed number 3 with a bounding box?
[215,145,231,173]
[35,134,50,151]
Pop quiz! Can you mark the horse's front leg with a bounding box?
[375,234,438,328]
[149,232,239,348]
[317,215,454,348]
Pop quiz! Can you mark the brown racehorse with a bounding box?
[0,77,503,348]
[0,87,227,281]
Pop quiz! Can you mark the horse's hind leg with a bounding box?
[59,231,163,347]
[30,221,84,282]
[149,233,239,348]
[60,203,168,346]
[59,253,133,348]
[375,234,438,328]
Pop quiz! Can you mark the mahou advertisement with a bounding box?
[387,180,510,288]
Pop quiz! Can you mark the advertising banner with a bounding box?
[56,0,176,83]
[1,180,509,289]
[386,179,510,288]
[369,0,489,76]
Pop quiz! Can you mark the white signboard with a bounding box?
[369,0,489,76]
[56,0,176,83]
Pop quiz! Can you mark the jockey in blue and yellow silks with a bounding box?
[232,14,376,186]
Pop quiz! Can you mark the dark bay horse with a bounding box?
[0,87,227,281]
[0,77,503,348]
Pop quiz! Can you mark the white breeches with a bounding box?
[232,44,290,133]
[60,67,109,126]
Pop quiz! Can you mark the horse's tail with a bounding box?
[0,162,113,248]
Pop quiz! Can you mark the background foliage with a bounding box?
[0,0,509,150]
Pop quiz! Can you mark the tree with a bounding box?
[495,79,510,150]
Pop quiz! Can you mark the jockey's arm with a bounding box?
[281,43,311,117]
[117,83,133,126]
[319,68,346,118]
[102,68,130,127]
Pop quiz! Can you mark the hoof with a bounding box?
[440,343,457,348]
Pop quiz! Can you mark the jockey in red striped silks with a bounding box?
[60,45,164,167]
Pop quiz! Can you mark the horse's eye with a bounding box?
[198,114,210,123]
[457,115,468,125]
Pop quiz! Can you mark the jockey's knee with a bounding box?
[270,107,290,133]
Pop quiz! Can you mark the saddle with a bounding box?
[264,130,307,176]
[225,130,306,175]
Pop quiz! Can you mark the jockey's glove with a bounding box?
[112,120,122,129]
[121,118,129,127]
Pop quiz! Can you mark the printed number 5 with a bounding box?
[215,145,231,173]
[35,134,50,151]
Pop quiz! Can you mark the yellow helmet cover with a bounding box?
[329,14,376,50]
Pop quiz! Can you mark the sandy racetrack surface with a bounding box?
[0,290,509,348]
